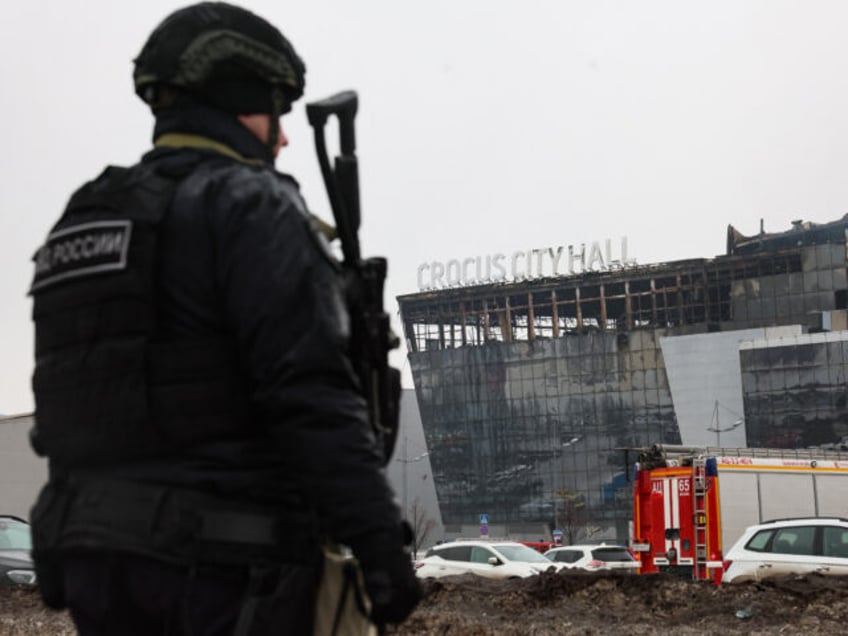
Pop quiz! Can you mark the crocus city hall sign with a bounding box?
[417,237,637,291]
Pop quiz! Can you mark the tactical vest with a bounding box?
[30,160,249,467]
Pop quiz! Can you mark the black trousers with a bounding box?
[62,552,320,636]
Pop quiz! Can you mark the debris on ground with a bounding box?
[389,571,848,635]
[3,571,848,635]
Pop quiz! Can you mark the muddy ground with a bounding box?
[2,572,847,635]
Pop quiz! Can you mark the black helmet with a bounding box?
[133,2,305,115]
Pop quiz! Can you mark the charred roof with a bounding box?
[727,215,848,256]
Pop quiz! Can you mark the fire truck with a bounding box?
[630,444,848,582]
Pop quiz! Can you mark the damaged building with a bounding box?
[397,216,848,542]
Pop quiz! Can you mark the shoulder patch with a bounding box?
[30,220,132,293]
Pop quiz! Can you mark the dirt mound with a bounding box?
[0,588,74,635]
[390,571,848,635]
[2,572,848,635]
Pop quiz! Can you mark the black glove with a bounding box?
[361,551,422,625]
[352,523,423,625]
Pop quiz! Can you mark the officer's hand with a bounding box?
[361,548,422,625]
[351,523,422,625]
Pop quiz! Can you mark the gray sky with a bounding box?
[4,1,848,414]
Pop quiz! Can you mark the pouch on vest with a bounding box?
[314,545,375,636]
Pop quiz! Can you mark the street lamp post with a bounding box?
[396,435,429,520]
[552,435,582,532]
[706,400,744,447]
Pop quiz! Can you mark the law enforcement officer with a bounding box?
[28,3,421,634]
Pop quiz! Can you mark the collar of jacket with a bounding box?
[153,133,265,166]
[151,105,274,165]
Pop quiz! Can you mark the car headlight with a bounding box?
[6,570,37,586]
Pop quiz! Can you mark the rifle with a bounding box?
[306,91,401,466]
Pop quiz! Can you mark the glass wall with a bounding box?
[410,330,678,540]
[741,335,848,449]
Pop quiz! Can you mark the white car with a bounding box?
[722,517,848,583]
[0,516,36,587]
[414,540,564,579]
[544,544,640,574]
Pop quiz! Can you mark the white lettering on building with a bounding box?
[417,237,637,291]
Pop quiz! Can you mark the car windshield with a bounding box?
[591,547,634,562]
[0,519,31,551]
[494,544,553,563]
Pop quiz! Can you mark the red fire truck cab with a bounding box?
[631,447,723,582]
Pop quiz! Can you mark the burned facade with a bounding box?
[397,217,848,541]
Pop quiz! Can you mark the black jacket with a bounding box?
[33,104,402,553]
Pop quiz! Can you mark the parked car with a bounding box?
[0,516,36,587]
[520,540,557,554]
[415,540,564,579]
[722,517,848,583]
[544,544,640,574]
